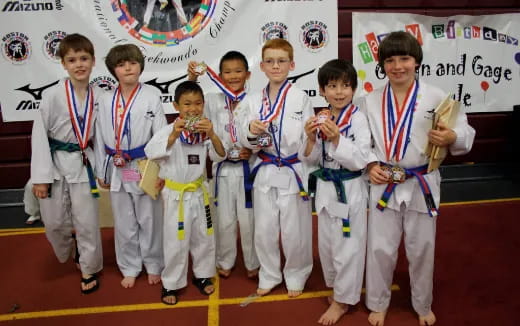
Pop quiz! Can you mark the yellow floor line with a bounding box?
[0,285,400,322]
[0,229,45,237]
[440,197,520,207]
[0,227,44,233]
[207,276,220,326]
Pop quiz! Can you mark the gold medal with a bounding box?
[184,115,201,133]
[194,62,207,75]
[391,166,406,183]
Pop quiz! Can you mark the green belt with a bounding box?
[308,167,361,237]
[48,138,99,198]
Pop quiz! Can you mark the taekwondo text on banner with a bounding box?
[352,12,520,113]
[0,0,337,122]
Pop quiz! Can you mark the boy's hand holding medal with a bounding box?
[249,119,272,148]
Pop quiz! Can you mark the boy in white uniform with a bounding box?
[95,44,166,289]
[242,39,314,298]
[301,59,371,325]
[188,51,260,279]
[31,33,103,294]
[359,31,476,326]
[145,81,226,305]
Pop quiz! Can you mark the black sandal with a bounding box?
[161,286,178,305]
[192,277,214,296]
[81,274,99,294]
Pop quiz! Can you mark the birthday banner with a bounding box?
[0,0,337,122]
[352,12,520,113]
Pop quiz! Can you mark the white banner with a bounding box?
[352,12,520,113]
[0,0,337,122]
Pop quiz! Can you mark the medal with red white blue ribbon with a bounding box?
[381,80,419,162]
[205,65,246,102]
[65,79,94,151]
[178,117,208,145]
[64,79,98,197]
[259,79,291,124]
[111,83,142,165]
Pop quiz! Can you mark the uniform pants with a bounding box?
[365,201,436,316]
[214,175,259,272]
[40,179,103,275]
[318,201,367,305]
[161,189,216,290]
[111,189,163,277]
[254,187,313,291]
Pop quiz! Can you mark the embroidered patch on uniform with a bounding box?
[144,110,155,120]
[188,154,200,165]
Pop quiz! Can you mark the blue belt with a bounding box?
[104,144,146,160]
[214,159,253,208]
[250,151,309,201]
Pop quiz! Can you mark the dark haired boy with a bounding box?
[359,31,475,326]
[301,59,371,325]
[95,43,167,289]
[145,80,226,305]
[187,51,260,279]
[31,33,103,294]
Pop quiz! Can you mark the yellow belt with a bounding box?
[164,176,213,240]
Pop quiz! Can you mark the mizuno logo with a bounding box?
[15,80,59,100]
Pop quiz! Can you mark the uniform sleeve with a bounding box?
[449,109,476,156]
[207,137,226,163]
[30,93,54,184]
[94,100,107,180]
[329,110,371,171]
[144,123,174,160]
[151,95,168,134]
[238,96,260,150]
[355,95,379,164]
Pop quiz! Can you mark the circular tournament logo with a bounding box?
[2,32,31,64]
[43,30,67,62]
[300,20,328,52]
[260,21,289,44]
[111,0,216,47]
[90,75,118,91]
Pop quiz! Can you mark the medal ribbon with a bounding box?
[112,84,142,152]
[64,80,94,150]
[381,80,419,162]
[336,103,358,135]
[205,65,246,102]
[225,97,238,144]
[259,80,292,123]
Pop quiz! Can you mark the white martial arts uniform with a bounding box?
[205,93,260,273]
[299,107,371,305]
[94,84,166,278]
[23,179,40,218]
[240,84,314,291]
[144,123,226,291]
[31,79,103,275]
[358,82,475,316]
